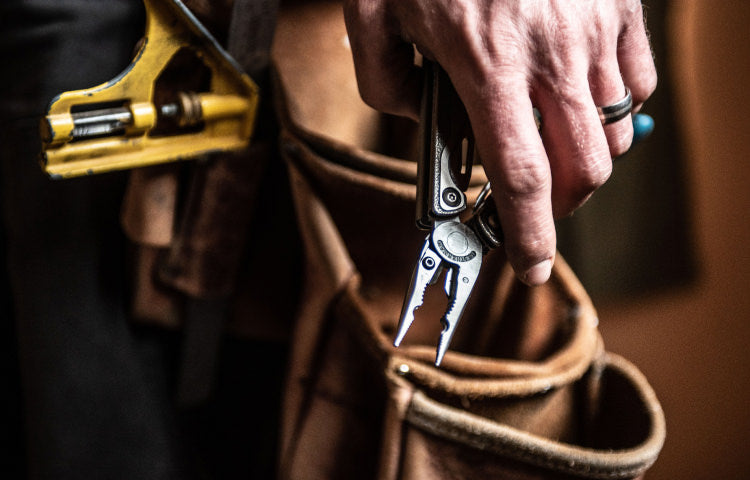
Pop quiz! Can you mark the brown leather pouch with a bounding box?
[273,2,665,479]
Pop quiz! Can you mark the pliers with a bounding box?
[394,61,651,366]
[394,61,502,366]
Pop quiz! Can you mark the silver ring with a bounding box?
[597,87,632,125]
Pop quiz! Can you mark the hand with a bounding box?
[343,0,657,285]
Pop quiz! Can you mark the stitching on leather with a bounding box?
[402,357,663,479]
[408,401,654,479]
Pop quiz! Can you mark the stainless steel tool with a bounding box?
[395,61,503,366]
[395,60,650,365]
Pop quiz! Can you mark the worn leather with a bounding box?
[121,0,299,341]
[121,1,665,478]
[272,2,665,479]
[275,111,665,480]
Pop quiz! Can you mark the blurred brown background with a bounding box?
[587,1,750,479]
[2,1,747,478]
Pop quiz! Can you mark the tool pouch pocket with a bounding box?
[272,2,665,479]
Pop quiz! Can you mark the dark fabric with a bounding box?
[0,1,287,478]
[0,1,669,478]
[0,2,187,478]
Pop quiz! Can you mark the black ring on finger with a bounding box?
[597,87,632,125]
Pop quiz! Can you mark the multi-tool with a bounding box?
[394,61,503,366]
[395,61,651,366]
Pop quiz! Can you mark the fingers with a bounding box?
[589,48,636,160]
[343,1,423,120]
[462,76,557,285]
[342,0,658,287]
[539,4,642,218]
[535,71,614,219]
[616,1,658,111]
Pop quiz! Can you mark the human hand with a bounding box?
[343,0,657,285]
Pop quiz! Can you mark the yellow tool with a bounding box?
[40,0,259,178]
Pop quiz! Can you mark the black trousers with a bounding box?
[1,2,285,478]
[0,1,185,478]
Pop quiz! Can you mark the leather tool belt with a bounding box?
[123,1,666,477]
[272,2,665,479]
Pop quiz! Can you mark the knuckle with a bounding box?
[554,148,612,215]
[607,126,634,158]
[619,36,658,104]
[633,69,658,104]
[500,161,551,198]
[576,151,613,193]
[553,76,584,102]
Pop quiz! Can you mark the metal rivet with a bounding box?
[442,187,461,207]
[422,257,436,269]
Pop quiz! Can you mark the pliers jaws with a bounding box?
[394,61,502,366]
[395,220,484,366]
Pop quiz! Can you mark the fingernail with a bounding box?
[523,259,552,285]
